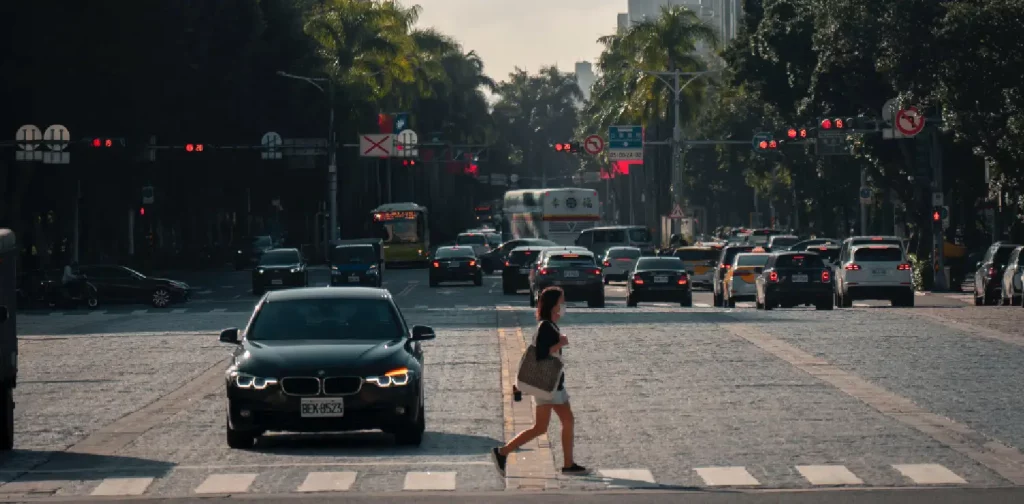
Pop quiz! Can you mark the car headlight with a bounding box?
[256,269,264,274]
[230,371,278,390]
[290,267,301,273]
[237,249,243,254]
[367,367,411,387]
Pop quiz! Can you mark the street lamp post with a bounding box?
[626,67,720,208]
[277,71,337,254]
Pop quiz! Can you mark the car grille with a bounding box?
[280,377,320,396]
[323,376,363,395]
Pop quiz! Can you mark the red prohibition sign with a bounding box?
[584,134,604,154]
[895,107,925,136]
[363,135,390,155]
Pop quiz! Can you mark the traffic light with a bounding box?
[786,127,808,140]
[87,137,124,148]
[820,117,854,130]
[185,143,205,152]
[401,159,417,167]
[756,138,779,151]
[139,207,146,216]
[554,142,580,153]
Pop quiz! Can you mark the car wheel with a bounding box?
[763,297,774,310]
[680,296,692,307]
[394,405,425,446]
[86,295,99,310]
[626,295,637,307]
[151,288,171,308]
[225,416,256,449]
[587,295,605,308]
[529,291,536,307]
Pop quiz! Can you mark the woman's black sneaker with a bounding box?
[491,447,507,476]
[562,463,588,474]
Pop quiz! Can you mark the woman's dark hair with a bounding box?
[536,286,564,321]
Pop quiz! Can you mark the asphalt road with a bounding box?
[6,267,1024,503]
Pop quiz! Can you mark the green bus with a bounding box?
[371,202,430,266]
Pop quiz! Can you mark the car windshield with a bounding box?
[248,298,403,341]
[332,246,375,264]
[628,229,651,242]
[854,248,903,262]
[607,248,641,259]
[675,249,717,261]
[436,248,475,259]
[546,254,595,267]
[252,236,272,248]
[637,258,685,270]
[776,254,826,268]
[259,250,300,266]
[735,254,770,267]
[456,234,486,245]
[770,237,799,248]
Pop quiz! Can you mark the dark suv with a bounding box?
[973,241,1021,305]
[502,247,545,294]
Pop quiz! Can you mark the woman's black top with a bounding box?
[534,320,565,391]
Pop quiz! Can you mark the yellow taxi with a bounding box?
[721,248,770,307]
[672,246,721,289]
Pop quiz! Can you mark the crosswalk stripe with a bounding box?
[414,305,428,309]
[194,473,257,494]
[597,469,657,488]
[131,309,148,315]
[694,466,760,486]
[88,310,108,315]
[454,304,470,309]
[171,308,187,314]
[853,303,870,308]
[210,308,228,313]
[297,471,356,492]
[796,465,863,485]
[892,464,967,484]
[403,471,457,491]
[695,303,712,307]
[91,477,154,496]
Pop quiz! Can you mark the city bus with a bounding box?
[502,187,600,245]
[370,202,430,267]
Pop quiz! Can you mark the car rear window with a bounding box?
[608,248,641,259]
[436,247,475,259]
[993,246,1017,265]
[776,254,826,268]
[675,249,718,261]
[456,234,486,245]
[628,229,651,242]
[508,250,538,265]
[851,238,902,250]
[807,247,839,262]
[636,257,685,270]
[854,247,903,262]
[721,247,755,265]
[332,246,374,264]
[770,236,799,248]
[249,298,403,341]
[735,254,770,267]
[547,254,595,266]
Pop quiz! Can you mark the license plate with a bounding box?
[564,271,579,277]
[654,276,668,283]
[451,262,460,267]
[519,268,530,274]
[792,274,808,283]
[300,398,344,418]
[348,275,359,282]
[271,279,283,285]
[872,268,887,275]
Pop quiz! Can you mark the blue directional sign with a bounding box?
[393,112,410,134]
[752,131,772,151]
[608,125,644,160]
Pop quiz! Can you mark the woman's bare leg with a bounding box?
[499,404,553,455]
[552,402,575,467]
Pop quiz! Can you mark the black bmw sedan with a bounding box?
[429,246,483,287]
[252,248,308,295]
[219,287,436,448]
[626,256,693,307]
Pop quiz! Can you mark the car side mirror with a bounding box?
[0,306,8,323]
[411,325,436,341]
[975,262,981,269]
[219,328,239,344]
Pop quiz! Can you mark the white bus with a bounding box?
[502,187,601,245]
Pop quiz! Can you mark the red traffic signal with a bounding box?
[185,143,204,152]
[758,140,768,149]
[402,159,416,166]
[91,138,114,148]
[139,207,146,216]
[787,128,797,139]
[768,139,778,149]
[554,143,567,152]
[932,210,941,222]
[820,119,832,130]
[758,139,779,150]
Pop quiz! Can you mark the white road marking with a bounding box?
[297,471,356,492]
[130,309,148,315]
[171,308,187,314]
[695,303,712,308]
[87,310,108,315]
[853,303,871,308]
[796,465,863,485]
[90,477,154,496]
[196,290,214,295]
[454,304,470,309]
[194,473,257,494]
[597,469,657,488]
[403,471,457,491]
[694,466,760,486]
[414,305,428,309]
[892,464,967,485]
[210,308,228,313]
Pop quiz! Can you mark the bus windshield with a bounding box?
[374,213,423,244]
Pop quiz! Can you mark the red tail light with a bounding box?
[632,274,644,284]
[721,264,731,269]
[769,271,778,282]
[432,261,439,268]
[988,267,997,278]
[469,260,477,267]
[821,270,830,283]
[539,268,550,275]
[897,263,911,271]
[591,268,601,275]
[603,260,611,266]
[677,277,688,285]
[504,261,510,267]
[845,264,861,270]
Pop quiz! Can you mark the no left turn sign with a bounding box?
[584,134,604,155]
[895,106,925,137]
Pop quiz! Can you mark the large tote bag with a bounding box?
[516,345,564,400]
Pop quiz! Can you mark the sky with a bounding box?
[405,0,625,83]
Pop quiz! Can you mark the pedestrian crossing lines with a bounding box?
[1,462,980,497]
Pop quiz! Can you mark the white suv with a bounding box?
[835,244,914,307]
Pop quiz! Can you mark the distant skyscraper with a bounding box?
[574,61,596,101]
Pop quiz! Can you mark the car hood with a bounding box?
[257,263,302,270]
[150,277,188,289]
[237,339,406,375]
